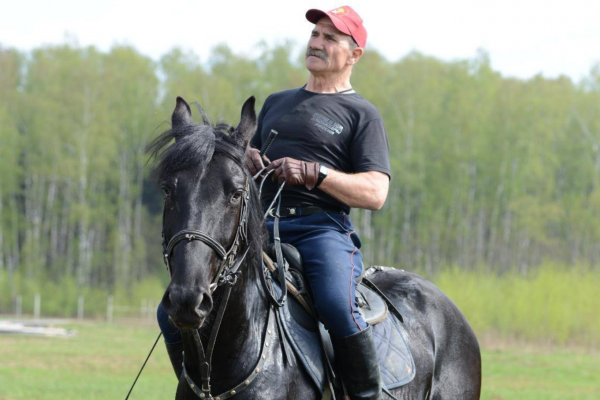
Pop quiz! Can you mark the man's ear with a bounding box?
[348,46,364,65]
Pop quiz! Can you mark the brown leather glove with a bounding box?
[245,147,270,177]
[267,157,319,190]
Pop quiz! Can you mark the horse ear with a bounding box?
[233,96,257,148]
[172,96,192,128]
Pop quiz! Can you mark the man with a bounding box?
[246,6,391,400]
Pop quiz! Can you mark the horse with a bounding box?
[147,96,482,400]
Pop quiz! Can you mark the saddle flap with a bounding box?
[278,280,416,394]
[263,252,415,394]
[357,284,388,326]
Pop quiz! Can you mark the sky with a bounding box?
[1,0,599,81]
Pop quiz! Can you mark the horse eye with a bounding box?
[231,191,243,202]
[161,185,170,199]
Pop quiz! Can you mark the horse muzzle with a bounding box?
[161,286,214,329]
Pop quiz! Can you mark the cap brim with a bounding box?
[306,9,327,23]
[305,9,352,36]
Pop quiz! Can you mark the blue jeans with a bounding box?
[267,211,367,337]
[157,302,182,344]
[156,211,367,341]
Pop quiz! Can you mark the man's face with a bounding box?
[305,17,355,75]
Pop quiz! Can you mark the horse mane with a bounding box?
[146,118,240,183]
[146,110,267,270]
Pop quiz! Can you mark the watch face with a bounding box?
[320,165,329,175]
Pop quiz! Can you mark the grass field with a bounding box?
[0,320,599,400]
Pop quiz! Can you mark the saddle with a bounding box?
[264,244,416,398]
[267,243,389,325]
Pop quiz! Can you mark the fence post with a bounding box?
[34,294,41,319]
[15,295,22,318]
[107,295,114,324]
[141,298,147,319]
[78,295,84,320]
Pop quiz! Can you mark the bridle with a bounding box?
[160,167,266,400]
[161,177,250,292]
[159,159,288,400]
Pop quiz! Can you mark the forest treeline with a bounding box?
[1,42,600,300]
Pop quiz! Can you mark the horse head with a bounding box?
[148,96,260,329]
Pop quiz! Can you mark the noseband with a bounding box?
[161,177,250,292]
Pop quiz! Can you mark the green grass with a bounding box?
[482,345,600,399]
[0,320,174,400]
[0,320,599,400]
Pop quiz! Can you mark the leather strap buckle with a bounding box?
[268,207,300,218]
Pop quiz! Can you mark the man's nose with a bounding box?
[309,36,325,49]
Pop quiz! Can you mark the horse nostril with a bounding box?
[197,293,213,317]
[166,287,195,312]
[161,289,173,310]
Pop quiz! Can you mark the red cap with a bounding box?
[306,6,367,48]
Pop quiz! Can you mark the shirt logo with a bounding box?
[311,113,344,135]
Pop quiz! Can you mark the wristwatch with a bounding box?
[316,164,329,187]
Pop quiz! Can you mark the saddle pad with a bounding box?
[372,313,416,389]
[272,280,416,394]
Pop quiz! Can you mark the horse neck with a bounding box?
[210,255,268,341]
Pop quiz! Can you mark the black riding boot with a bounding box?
[165,341,184,380]
[331,326,382,400]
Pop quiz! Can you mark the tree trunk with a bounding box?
[60,183,73,276]
[475,208,486,267]
[464,162,477,268]
[360,209,373,266]
[0,178,4,272]
[133,153,146,279]
[116,151,132,287]
[487,158,507,267]
[8,194,19,277]
[42,176,57,274]
[49,212,59,275]
[385,187,399,267]
[77,85,92,286]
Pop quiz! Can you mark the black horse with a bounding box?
[148,96,482,400]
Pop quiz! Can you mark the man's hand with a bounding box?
[245,147,270,177]
[267,157,320,190]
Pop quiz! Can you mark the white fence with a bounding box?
[9,294,161,322]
